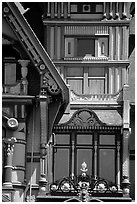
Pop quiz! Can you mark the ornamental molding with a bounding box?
[50,162,119,202]
[58,109,106,127]
[70,90,120,103]
[64,25,109,35]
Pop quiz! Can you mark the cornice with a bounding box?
[54,60,130,67]
[43,20,131,26]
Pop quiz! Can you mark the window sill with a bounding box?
[64,56,108,61]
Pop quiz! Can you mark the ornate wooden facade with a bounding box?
[2,2,135,202]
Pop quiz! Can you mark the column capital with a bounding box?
[18,59,30,68]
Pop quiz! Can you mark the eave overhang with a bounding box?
[2,2,69,109]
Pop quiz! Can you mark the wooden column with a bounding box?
[50,27,55,60]
[115,27,120,60]
[103,2,107,20]
[39,95,48,194]
[116,140,121,190]
[83,67,88,94]
[57,26,61,60]
[67,2,70,17]
[114,67,120,93]
[94,134,98,178]
[109,27,114,60]
[11,106,27,202]
[122,67,127,86]
[47,2,51,17]
[54,2,57,17]
[3,137,16,188]
[122,26,129,60]
[122,85,130,196]
[61,2,64,17]
[109,67,114,94]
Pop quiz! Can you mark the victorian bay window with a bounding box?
[53,132,121,185]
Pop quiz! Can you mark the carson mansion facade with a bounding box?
[2,2,135,202]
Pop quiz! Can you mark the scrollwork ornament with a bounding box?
[42,72,60,95]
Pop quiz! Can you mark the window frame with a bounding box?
[65,66,108,94]
[53,132,121,184]
[64,36,109,58]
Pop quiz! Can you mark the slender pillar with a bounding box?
[103,2,107,20]
[122,129,130,196]
[122,26,129,60]
[115,27,120,60]
[109,67,114,94]
[114,67,120,93]
[67,2,70,17]
[122,67,127,86]
[39,95,48,194]
[116,140,121,190]
[83,67,88,94]
[51,2,54,18]
[71,140,75,178]
[61,2,64,17]
[109,27,114,60]
[115,2,120,20]
[109,2,113,19]
[50,27,55,60]
[57,27,61,60]
[11,106,27,202]
[3,137,16,188]
[18,60,30,95]
[54,2,57,17]
[122,2,127,19]
[94,138,97,178]
[47,2,50,17]
[122,85,130,196]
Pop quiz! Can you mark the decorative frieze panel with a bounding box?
[59,109,106,127]
[64,26,109,35]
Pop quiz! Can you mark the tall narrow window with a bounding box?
[99,134,116,183]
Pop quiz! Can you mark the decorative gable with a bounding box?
[59,109,106,127]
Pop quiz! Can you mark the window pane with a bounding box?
[67,79,83,94]
[89,68,105,77]
[56,134,70,145]
[99,149,115,182]
[54,149,69,181]
[77,134,92,145]
[67,67,83,77]
[89,79,105,94]
[77,149,92,175]
[100,135,115,145]
[77,39,95,57]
